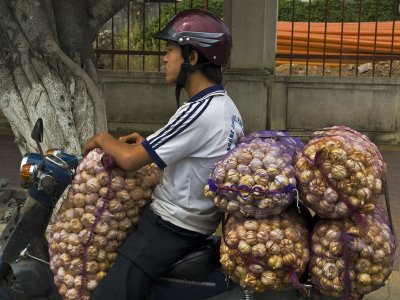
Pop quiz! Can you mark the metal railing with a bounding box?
[94,0,400,77]
[94,0,214,72]
[276,0,400,77]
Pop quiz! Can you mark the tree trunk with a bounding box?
[0,0,128,155]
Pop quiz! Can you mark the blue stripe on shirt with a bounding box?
[149,99,206,149]
[147,100,197,146]
[153,97,213,150]
[141,140,167,169]
[188,85,224,102]
[148,86,224,147]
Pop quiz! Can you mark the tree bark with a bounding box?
[0,0,126,155]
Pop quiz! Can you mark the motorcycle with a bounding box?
[0,119,302,300]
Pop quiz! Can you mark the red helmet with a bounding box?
[153,9,232,67]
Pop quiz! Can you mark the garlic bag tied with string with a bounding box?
[295,126,387,219]
[205,131,304,218]
[310,205,397,298]
[48,148,159,300]
[220,207,311,292]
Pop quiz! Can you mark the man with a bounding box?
[86,9,244,300]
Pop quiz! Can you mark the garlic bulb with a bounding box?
[49,148,160,299]
[310,205,396,298]
[296,126,386,219]
[220,208,310,292]
[86,177,101,193]
[206,131,303,219]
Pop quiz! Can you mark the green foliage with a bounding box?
[278,0,400,22]
[97,0,399,70]
[97,0,223,71]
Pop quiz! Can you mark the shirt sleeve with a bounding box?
[141,98,215,169]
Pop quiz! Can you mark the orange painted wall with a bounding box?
[276,21,400,65]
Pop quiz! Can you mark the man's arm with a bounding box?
[83,132,152,172]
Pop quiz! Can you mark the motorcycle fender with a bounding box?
[12,259,61,299]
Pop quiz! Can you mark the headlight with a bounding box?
[20,154,40,187]
[46,148,62,156]
[20,163,37,185]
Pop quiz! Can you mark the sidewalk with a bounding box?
[0,135,22,189]
[0,134,399,298]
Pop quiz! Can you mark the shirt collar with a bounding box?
[188,85,225,102]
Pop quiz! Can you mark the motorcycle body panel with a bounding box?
[0,197,61,299]
[1,199,51,263]
[21,153,77,207]
[148,270,237,300]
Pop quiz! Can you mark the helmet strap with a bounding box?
[175,44,191,108]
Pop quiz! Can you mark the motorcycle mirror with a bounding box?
[31,118,43,143]
[31,118,45,157]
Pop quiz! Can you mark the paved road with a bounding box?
[378,150,400,272]
[0,135,22,189]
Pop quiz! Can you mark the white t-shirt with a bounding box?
[141,85,244,234]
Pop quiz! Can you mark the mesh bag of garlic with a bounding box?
[205,131,304,218]
[48,148,159,300]
[220,207,311,292]
[310,205,397,298]
[295,126,387,219]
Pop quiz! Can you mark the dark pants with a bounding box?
[90,206,208,300]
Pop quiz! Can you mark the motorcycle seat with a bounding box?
[164,235,221,281]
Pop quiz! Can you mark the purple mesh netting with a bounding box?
[206,131,304,219]
[220,207,310,292]
[295,126,387,219]
[309,204,397,298]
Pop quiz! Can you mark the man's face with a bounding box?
[163,42,184,84]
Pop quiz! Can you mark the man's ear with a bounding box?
[189,50,198,65]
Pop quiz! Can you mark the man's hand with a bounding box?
[82,132,106,155]
[81,132,152,172]
[118,132,144,145]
